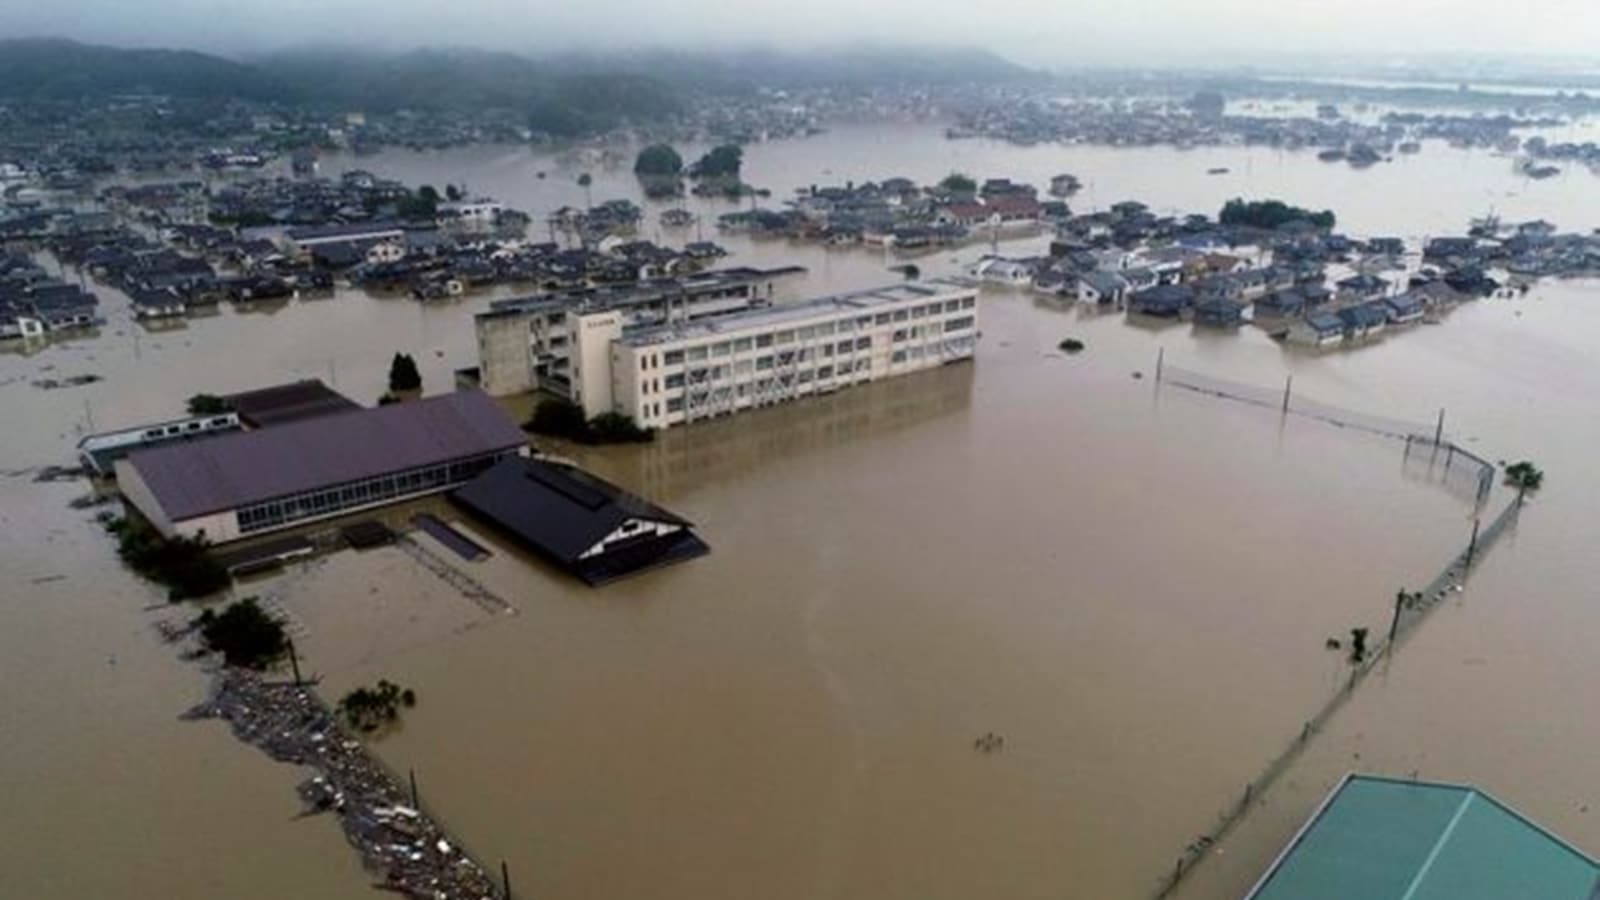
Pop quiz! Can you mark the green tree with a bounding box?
[339,679,416,732]
[939,172,977,194]
[633,143,684,177]
[1219,198,1335,230]
[1505,461,1544,493]
[197,598,287,669]
[388,352,422,394]
[445,183,463,202]
[690,145,743,179]
[398,185,438,220]
[577,172,593,210]
[111,517,231,601]
[187,393,232,415]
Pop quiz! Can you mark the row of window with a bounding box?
[235,453,508,534]
[637,296,977,370]
[643,359,889,420]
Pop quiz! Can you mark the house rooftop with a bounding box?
[118,390,525,521]
[452,456,708,585]
[221,378,360,429]
[480,266,807,321]
[1246,774,1599,900]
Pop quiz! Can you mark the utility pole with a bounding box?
[1155,347,1165,383]
[1466,517,1481,568]
[501,860,512,900]
[1281,375,1293,414]
[1433,408,1445,446]
[409,768,419,809]
[287,638,303,686]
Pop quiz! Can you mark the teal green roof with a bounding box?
[1246,775,1600,900]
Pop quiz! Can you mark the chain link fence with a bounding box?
[1159,360,1493,507]
[1149,356,1521,898]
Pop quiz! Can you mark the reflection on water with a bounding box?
[579,362,975,501]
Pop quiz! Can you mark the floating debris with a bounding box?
[973,732,1006,754]
[30,374,102,390]
[185,669,500,899]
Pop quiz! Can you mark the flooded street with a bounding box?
[5,123,1600,899]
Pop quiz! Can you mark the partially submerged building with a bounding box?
[473,271,979,433]
[473,266,806,399]
[1245,774,1598,899]
[610,280,978,430]
[222,379,361,429]
[78,379,357,474]
[115,390,527,542]
[452,456,708,585]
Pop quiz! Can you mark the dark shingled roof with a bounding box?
[452,457,706,585]
[222,379,360,429]
[121,391,525,521]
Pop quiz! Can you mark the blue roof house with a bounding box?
[1245,774,1599,900]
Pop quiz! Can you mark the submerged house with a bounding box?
[1383,292,1426,325]
[1255,288,1307,319]
[1338,302,1389,340]
[1077,269,1129,305]
[1192,296,1248,328]
[971,255,1038,286]
[1288,311,1346,347]
[1127,284,1194,318]
[452,456,709,586]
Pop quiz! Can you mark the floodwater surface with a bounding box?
[3,123,1600,899]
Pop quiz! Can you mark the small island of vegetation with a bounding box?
[1219,198,1336,230]
[634,143,686,198]
[196,598,288,669]
[1059,338,1086,354]
[339,679,417,733]
[939,172,977,195]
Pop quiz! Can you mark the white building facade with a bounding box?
[474,267,805,403]
[609,281,978,430]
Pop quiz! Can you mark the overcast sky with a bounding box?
[7,0,1600,68]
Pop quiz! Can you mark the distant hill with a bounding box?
[562,45,1045,91]
[0,38,1041,134]
[258,47,684,134]
[0,38,286,101]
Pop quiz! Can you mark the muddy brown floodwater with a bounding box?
[4,123,1600,899]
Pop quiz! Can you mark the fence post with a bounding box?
[1466,518,1481,568]
[1281,375,1293,414]
[1434,408,1445,446]
[409,768,419,809]
[287,638,303,687]
[1155,347,1165,383]
[502,860,512,900]
[1388,590,1404,643]
[1445,444,1455,472]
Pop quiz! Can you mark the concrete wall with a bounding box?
[113,460,178,537]
[571,310,622,418]
[476,312,536,396]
